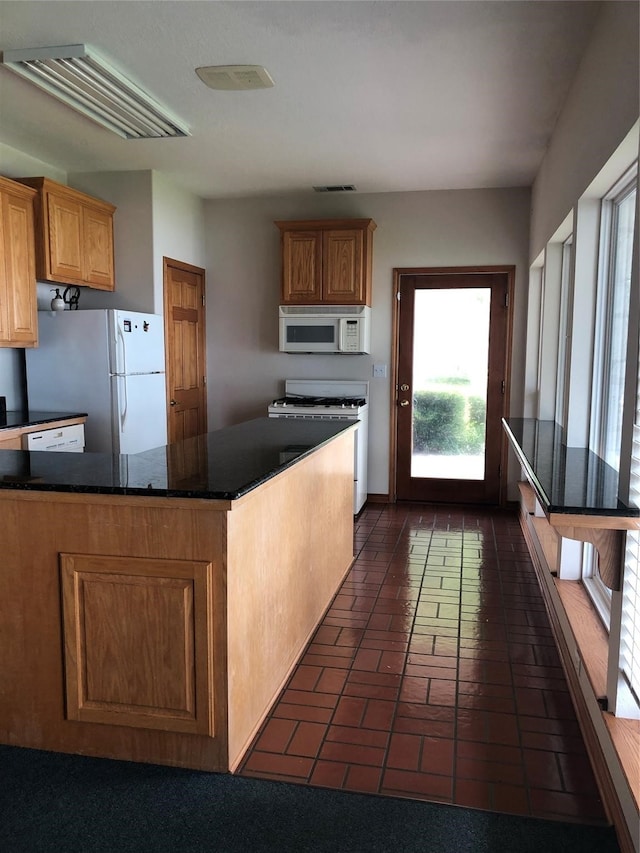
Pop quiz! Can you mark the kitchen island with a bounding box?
[0,418,356,772]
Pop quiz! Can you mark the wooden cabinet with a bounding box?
[16,177,116,290]
[0,435,22,450]
[0,176,38,347]
[276,218,376,305]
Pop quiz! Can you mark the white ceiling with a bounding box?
[0,1,602,200]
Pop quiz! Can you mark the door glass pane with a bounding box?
[411,288,490,480]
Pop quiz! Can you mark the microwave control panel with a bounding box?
[341,320,360,352]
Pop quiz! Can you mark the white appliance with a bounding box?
[279,306,371,354]
[26,310,167,454]
[268,379,369,514]
[25,422,85,453]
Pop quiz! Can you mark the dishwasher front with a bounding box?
[24,423,85,453]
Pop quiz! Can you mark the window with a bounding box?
[592,170,637,469]
[534,261,546,417]
[555,235,574,428]
[585,166,637,624]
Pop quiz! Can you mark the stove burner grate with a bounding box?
[272,395,366,408]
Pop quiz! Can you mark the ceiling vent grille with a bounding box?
[1,44,190,139]
[313,185,357,193]
[195,65,274,91]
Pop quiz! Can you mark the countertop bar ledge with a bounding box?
[502,417,639,519]
[502,416,640,591]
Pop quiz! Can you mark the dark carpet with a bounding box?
[0,745,620,853]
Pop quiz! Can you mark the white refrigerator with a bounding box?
[26,309,168,454]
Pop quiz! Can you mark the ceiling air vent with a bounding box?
[313,185,357,193]
[195,65,274,90]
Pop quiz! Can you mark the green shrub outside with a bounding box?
[432,377,470,386]
[413,389,485,454]
[466,395,487,452]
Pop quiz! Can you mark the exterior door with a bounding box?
[394,268,513,504]
[163,258,207,443]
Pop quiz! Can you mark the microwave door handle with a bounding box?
[337,318,346,352]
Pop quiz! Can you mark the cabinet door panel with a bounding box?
[282,230,322,303]
[0,197,8,341]
[323,229,364,303]
[83,206,115,289]
[4,194,37,342]
[61,553,214,734]
[47,192,83,281]
[0,188,37,345]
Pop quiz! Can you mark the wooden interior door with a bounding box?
[164,258,207,443]
[393,268,513,504]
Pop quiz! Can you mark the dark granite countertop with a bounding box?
[0,410,88,430]
[503,417,638,517]
[0,417,355,500]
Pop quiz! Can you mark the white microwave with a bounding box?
[279,305,371,354]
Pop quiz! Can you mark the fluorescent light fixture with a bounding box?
[1,44,190,139]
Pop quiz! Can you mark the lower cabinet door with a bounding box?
[60,553,214,735]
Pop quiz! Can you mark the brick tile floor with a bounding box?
[237,503,608,824]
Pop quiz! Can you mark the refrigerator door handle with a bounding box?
[116,323,127,376]
[118,374,128,432]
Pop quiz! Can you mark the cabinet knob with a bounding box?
[170,399,177,407]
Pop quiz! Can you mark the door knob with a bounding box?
[170,399,177,407]
[400,384,410,391]
[399,400,410,407]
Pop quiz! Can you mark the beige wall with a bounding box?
[70,170,207,315]
[204,187,531,496]
[151,171,207,308]
[530,0,639,259]
[525,0,639,443]
[69,170,155,313]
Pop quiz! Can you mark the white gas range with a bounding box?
[268,379,369,514]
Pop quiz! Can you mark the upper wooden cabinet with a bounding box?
[276,218,376,306]
[0,176,38,348]
[16,177,116,291]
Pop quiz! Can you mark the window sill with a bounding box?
[515,482,639,849]
[554,578,608,698]
[605,714,640,809]
[555,578,639,808]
